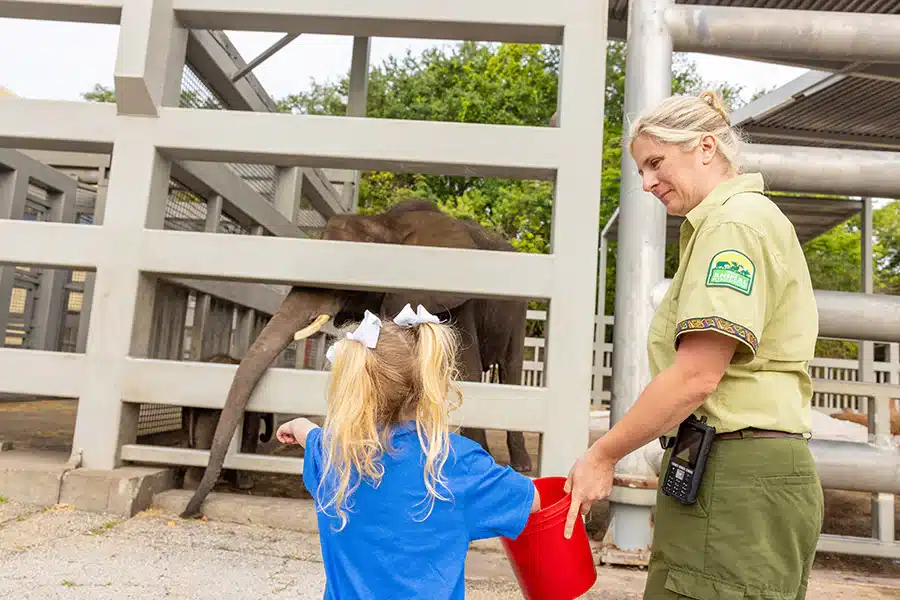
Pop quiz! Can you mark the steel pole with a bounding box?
[665,6,900,63]
[642,438,900,494]
[604,0,673,565]
[740,144,900,198]
[652,280,900,343]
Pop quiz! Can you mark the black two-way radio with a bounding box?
[661,415,716,505]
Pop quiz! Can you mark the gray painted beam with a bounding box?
[0,98,116,154]
[137,228,553,299]
[119,357,549,432]
[153,107,560,178]
[185,30,277,113]
[175,161,304,237]
[0,149,81,192]
[172,0,565,44]
[120,444,304,474]
[0,348,87,396]
[0,0,121,23]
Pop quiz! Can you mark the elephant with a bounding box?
[182,353,275,492]
[180,199,532,518]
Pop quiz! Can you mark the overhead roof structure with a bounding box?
[607,0,900,83]
[608,64,900,245]
[732,70,900,153]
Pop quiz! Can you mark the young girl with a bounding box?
[276,305,540,599]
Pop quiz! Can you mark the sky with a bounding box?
[0,18,808,105]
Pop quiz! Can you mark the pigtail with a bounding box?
[412,321,463,519]
[318,338,385,530]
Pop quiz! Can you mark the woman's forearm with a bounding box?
[590,363,715,464]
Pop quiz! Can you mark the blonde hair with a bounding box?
[316,317,463,530]
[628,90,745,169]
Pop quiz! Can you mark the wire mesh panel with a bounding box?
[180,63,277,203]
[218,211,250,235]
[165,180,208,232]
[136,280,190,437]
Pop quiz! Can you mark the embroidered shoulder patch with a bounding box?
[706,249,755,295]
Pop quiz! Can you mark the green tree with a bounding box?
[82,83,116,103]
[792,198,900,358]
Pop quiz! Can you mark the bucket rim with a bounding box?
[520,476,574,532]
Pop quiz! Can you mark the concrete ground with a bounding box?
[1,495,898,600]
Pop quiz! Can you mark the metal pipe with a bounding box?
[605,0,673,562]
[809,440,900,495]
[665,6,900,63]
[231,33,300,83]
[644,439,899,494]
[740,143,900,199]
[651,279,900,343]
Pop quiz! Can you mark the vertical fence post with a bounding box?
[539,3,607,477]
[70,0,187,469]
[76,165,107,354]
[29,180,77,351]
[0,168,28,348]
[344,36,371,213]
[604,0,673,564]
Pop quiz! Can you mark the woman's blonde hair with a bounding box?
[628,90,745,170]
[316,316,463,530]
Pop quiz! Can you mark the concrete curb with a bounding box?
[0,449,175,517]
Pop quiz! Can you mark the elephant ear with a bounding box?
[380,210,481,318]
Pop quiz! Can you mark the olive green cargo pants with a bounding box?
[643,435,824,599]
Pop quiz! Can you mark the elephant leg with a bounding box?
[185,408,219,490]
[500,306,533,473]
[455,305,490,452]
[506,430,531,473]
[233,413,261,490]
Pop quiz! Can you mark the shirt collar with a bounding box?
[684,172,765,229]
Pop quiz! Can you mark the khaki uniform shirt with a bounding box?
[648,172,818,435]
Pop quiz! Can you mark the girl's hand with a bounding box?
[275,417,317,446]
[276,421,300,444]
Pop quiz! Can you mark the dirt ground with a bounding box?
[2,397,898,582]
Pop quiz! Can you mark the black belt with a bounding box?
[660,428,807,449]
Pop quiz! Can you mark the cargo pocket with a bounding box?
[664,569,744,600]
[705,474,822,590]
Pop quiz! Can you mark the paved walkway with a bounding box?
[0,499,897,599]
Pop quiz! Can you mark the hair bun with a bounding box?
[699,90,730,126]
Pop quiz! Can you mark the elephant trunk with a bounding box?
[180,288,338,518]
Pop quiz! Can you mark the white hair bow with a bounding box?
[325,310,382,364]
[393,303,441,327]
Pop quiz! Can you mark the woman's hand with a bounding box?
[563,445,616,539]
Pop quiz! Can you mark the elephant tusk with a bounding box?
[293,314,331,340]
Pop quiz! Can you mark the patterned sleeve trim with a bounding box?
[675,316,759,354]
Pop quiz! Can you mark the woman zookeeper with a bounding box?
[565,90,824,600]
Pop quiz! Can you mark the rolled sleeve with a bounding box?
[675,222,771,363]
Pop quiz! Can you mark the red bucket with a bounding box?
[501,477,597,600]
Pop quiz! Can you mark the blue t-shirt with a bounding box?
[302,422,535,599]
